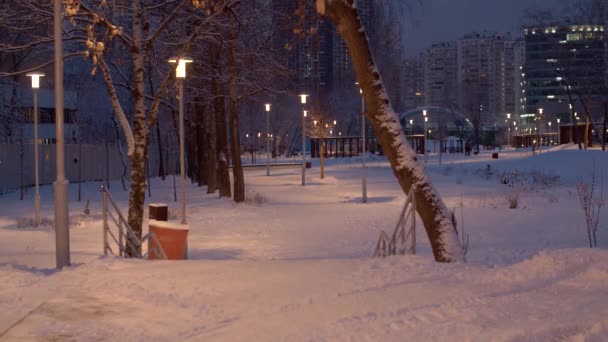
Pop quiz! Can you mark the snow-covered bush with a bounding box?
[16,217,54,229]
[506,192,519,209]
[245,190,268,206]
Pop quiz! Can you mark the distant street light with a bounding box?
[356,83,367,203]
[557,118,561,144]
[265,103,271,176]
[300,94,309,186]
[506,113,511,148]
[27,72,44,226]
[168,56,193,224]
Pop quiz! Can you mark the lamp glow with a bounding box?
[299,94,309,104]
[265,103,271,112]
[168,56,193,78]
[26,72,45,89]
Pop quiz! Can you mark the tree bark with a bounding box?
[318,0,463,262]
[126,0,147,256]
[196,103,208,186]
[212,44,231,198]
[206,102,218,194]
[228,24,245,202]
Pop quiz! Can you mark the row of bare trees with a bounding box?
[0,0,464,262]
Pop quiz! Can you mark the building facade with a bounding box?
[422,42,458,109]
[522,24,606,126]
[456,31,524,125]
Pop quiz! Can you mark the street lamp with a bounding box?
[424,115,428,161]
[409,119,413,137]
[300,94,309,186]
[356,83,367,203]
[27,72,44,226]
[168,56,193,224]
[265,103,271,176]
[54,0,70,269]
[557,118,561,144]
[506,113,511,148]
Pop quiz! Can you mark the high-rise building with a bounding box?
[331,0,374,90]
[456,31,524,124]
[271,0,333,106]
[422,42,457,109]
[522,24,606,125]
[403,57,424,110]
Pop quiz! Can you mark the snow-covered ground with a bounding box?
[1,147,608,341]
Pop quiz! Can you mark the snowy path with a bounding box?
[1,149,608,341]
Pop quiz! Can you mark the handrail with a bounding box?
[373,186,416,258]
[101,185,167,260]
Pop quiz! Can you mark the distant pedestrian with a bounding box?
[464,141,471,156]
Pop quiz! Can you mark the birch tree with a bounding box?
[316,0,463,262]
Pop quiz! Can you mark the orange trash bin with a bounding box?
[148,220,189,260]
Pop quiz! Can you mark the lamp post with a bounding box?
[168,56,193,225]
[357,85,367,203]
[423,111,428,162]
[537,108,543,153]
[506,113,511,148]
[54,0,70,269]
[569,103,574,143]
[548,121,553,145]
[27,72,44,226]
[265,103,271,176]
[409,119,413,137]
[300,94,308,186]
[557,118,561,144]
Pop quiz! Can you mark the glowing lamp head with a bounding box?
[257,132,261,137]
[538,108,543,114]
[299,94,309,104]
[313,120,317,125]
[409,119,413,125]
[26,72,45,89]
[506,113,511,119]
[549,122,552,126]
[303,110,308,117]
[424,117,428,122]
[423,109,427,117]
[333,120,337,125]
[168,56,193,78]
[265,103,271,112]
[557,118,561,124]
[246,134,249,138]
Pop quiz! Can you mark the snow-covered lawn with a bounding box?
[1,148,608,341]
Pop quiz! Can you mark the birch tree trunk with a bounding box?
[317,0,463,262]
[126,0,147,256]
[228,24,245,202]
[206,102,218,194]
[212,44,231,198]
[196,103,208,186]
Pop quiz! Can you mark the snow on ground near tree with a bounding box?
[1,148,608,341]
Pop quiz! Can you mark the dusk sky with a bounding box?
[402,0,563,56]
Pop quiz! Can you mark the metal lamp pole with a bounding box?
[54,0,70,269]
[265,103,271,176]
[27,72,44,226]
[557,118,561,144]
[360,88,367,203]
[300,94,308,186]
[423,110,428,162]
[506,113,511,149]
[169,56,193,224]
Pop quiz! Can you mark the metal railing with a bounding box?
[373,186,417,258]
[101,186,167,259]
